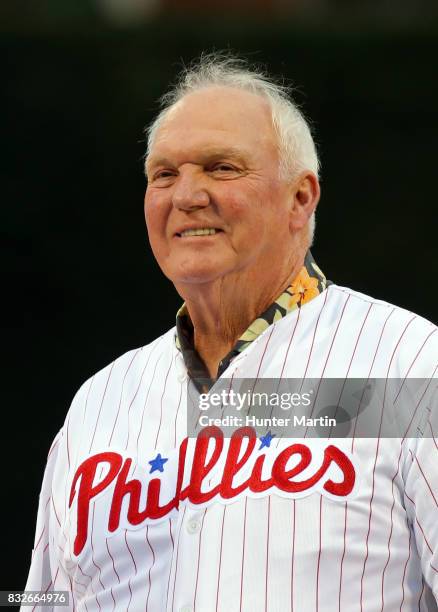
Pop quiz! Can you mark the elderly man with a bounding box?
[26,55,437,611]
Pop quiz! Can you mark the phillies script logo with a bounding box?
[69,426,357,556]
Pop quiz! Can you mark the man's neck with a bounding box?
[176,252,306,378]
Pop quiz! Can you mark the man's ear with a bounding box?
[289,172,320,231]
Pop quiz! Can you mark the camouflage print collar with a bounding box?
[175,251,330,389]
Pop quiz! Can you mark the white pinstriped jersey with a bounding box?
[25,284,438,611]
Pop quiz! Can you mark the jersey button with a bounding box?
[178,372,187,383]
[186,518,201,534]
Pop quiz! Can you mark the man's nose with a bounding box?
[171,169,210,211]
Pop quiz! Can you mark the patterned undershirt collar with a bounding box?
[175,251,331,390]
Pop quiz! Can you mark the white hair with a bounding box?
[145,53,320,244]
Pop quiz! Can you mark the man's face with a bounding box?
[144,86,295,287]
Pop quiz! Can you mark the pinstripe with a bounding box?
[165,520,175,612]
[380,445,404,611]
[109,584,116,611]
[154,354,173,449]
[255,326,275,379]
[265,497,271,612]
[171,505,187,612]
[338,502,347,612]
[51,496,61,528]
[82,376,95,428]
[279,306,302,381]
[108,348,141,446]
[291,500,296,612]
[193,509,208,611]
[302,288,330,381]
[316,496,323,612]
[145,526,155,612]
[215,506,227,612]
[399,516,412,611]
[239,498,248,612]
[124,530,136,612]
[32,496,51,556]
[90,504,105,598]
[106,538,121,584]
[319,294,351,377]
[135,351,163,453]
[89,361,115,453]
[173,378,183,447]
[66,414,71,470]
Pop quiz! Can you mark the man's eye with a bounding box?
[153,170,175,180]
[211,163,237,172]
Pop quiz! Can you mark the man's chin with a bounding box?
[168,265,227,286]
[172,272,223,285]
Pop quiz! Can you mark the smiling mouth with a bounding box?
[177,228,223,237]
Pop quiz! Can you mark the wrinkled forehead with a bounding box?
[147,87,279,161]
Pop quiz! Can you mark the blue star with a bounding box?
[148,453,168,474]
[259,431,276,450]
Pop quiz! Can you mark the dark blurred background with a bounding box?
[2,0,437,591]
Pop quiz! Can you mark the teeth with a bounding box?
[180,228,218,237]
